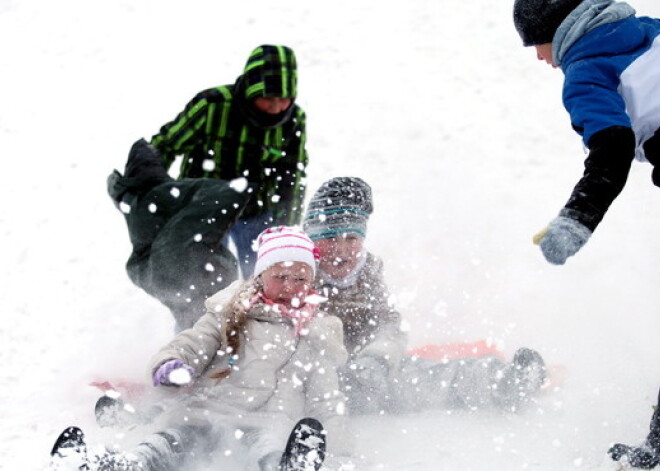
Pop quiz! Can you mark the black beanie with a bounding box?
[303,177,373,241]
[513,0,584,46]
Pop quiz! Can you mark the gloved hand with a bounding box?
[533,216,592,265]
[152,359,194,387]
[124,138,169,180]
[347,356,389,391]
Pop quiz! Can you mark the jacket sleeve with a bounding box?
[559,126,636,231]
[150,90,216,170]
[356,257,408,373]
[147,310,227,380]
[562,60,632,147]
[272,108,308,225]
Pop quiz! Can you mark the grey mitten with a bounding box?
[535,216,592,265]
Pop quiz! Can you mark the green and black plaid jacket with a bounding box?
[151,45,307,224]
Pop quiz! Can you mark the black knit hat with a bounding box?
[513,0,584,46]
[303,177,373,241]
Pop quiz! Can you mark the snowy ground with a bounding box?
[2,0,660,469]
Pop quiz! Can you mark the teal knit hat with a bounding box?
[243,44,297,99]
[303,177,373,241]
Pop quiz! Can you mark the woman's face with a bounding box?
[315,234,365,279]
[260,261,314,308]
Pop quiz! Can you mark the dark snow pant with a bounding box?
[389,356,524,413]
[131,424,214,471]
[223,210,274,279]
[108,140,252,331]
[130,414,295,471]
[644,127,660,187]
[649,390,660,451]
[109,174,251,331]
[343,355,539,415]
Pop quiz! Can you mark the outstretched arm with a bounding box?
[535,126,635,265]
[150,89,218,170]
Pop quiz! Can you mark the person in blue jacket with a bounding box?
[513,0,660,266]
[513,1,660,468]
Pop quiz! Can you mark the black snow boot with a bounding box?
[494,347,546,410]
[512,347,546,395]
[609,388,660,469]
[278,418,327,471]
[123,139,170,181]
[50,426,90,470]
[609,443,660,469]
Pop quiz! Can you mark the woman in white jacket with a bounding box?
[50,226,350,471]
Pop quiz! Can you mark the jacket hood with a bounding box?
[553,0,636,66]
[242,44,298,100]
[560,16,645,67]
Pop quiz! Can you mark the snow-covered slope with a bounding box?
[2,0,660,469]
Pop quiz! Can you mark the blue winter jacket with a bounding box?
[561,16,660,158]
[550,14,660,231]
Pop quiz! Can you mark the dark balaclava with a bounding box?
[513,0,584,46]
[303,177,373,241]
[237,44,298,129]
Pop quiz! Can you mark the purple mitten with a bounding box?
[152,359,194,387]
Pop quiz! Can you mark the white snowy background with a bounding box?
[2,0,660,469]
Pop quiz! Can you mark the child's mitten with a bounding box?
[152,359,194,386]
[533,216,591,265]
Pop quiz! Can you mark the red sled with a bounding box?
[407,340,565,391]
[406,339,505,361]
[89,379,150,402]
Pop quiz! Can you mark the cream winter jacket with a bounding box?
[148,280,351,457]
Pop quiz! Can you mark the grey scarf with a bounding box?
[553,0,636,66]
[317,250,367,289]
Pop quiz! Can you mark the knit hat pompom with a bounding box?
[303,177,373,241]
[253,226,318,278]
[513,0,584,46]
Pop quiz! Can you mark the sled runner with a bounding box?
[89,339,565,428]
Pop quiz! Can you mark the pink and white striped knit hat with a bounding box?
[253,226,319,278]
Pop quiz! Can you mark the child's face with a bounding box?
[261,261,314,308]
[315,234,365,279]
[252,97,293,115]
[534,43,557,68]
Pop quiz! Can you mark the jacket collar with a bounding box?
[553,0,635,66]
